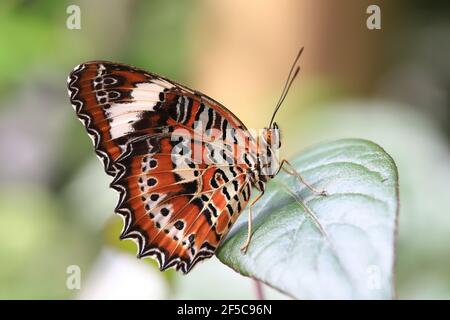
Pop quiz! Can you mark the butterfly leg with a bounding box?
[240,191,265,253]
[279,159,327,196]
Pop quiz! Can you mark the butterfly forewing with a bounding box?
[67,61,257,273]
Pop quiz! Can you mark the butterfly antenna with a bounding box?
[268,47,304,128]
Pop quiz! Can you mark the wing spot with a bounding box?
[160,208,170,216]
[103,77,116,85]
[174,220,184,230]
[108,91,120,99]
[149,159,157,168]
[147,178,157,186]
[150,194,159,201]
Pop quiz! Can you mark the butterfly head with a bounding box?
[256,122,282,180]
[262,122,282,151]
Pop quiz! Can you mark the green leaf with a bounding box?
[216,139,399,299]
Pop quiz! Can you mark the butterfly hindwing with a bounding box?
[112,136,252,272]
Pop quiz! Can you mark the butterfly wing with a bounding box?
[111,136,252,272]
[67,61,257,272]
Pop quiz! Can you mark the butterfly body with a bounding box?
[68,61,280,273]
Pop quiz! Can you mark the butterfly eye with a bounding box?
[270,123,281,149]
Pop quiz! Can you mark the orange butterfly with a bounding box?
[67,48,325,273]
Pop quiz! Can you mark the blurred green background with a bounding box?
[0,0,449,299]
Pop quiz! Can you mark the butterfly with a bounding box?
[67,47,325,273]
